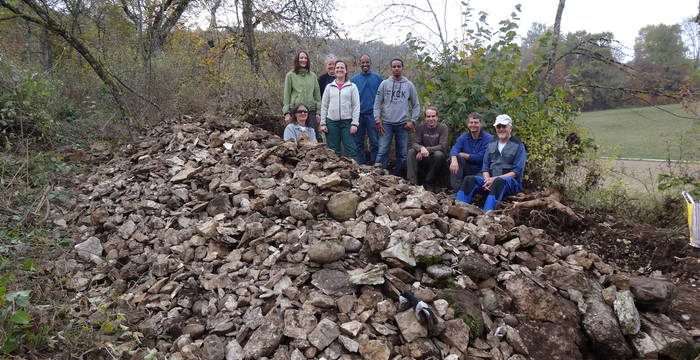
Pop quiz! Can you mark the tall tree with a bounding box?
[119,0,192,58]
[539,0,566,93]
[0,0,132,125]
[634,24,689,70]
[216,0,338,73]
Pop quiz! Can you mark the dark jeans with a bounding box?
[354,114,379,165]
[406,149,446,185]
[450,156,479,190]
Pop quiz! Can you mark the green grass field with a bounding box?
[575,103,700,161]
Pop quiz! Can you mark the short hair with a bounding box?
[334,60,349,82]
[390,58,404,67]
[468,112,483,121]
[294,51,310,73]
[326,54,337,62]
[360,54,371,62]
[425,106,438,116]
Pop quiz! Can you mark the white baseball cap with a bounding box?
[494,114,513,127]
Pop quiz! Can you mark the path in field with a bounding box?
[605,159,700,194]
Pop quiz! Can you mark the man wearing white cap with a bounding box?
[456,114,526,211]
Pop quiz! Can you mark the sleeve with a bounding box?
[469,137,489,165]
[512,143,527,180]
[320,85,330,126]
[481,147,491,174]
[373,81,384,121]
[435,125,448,152]
[351,85,360,127]
[449,134,464,157]
[313,76,322,112]
[283,124,295,142]
[283,72,292,115]
[411,125,424,152]
[409,83,420,123]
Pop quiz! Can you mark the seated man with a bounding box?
[448,112,493,190]
[456,114,526,211]
[406,107,448,192]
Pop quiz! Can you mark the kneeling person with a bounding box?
[456,114,526,211]
[407,107,448,191]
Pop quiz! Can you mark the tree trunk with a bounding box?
[24,19,31,64]
[539,0,566,93]
[40,27,51,71]
[241,0,259,73]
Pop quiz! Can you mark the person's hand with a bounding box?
[320,125,328,133]
[482,176,496,191]
[405,121,415,130]
[285,113,291,124]
[420,146,429,158]
[350,125,357,134]
[416,152,423,161]
[316,114,321,123]
[376,121,386,136]
[460,152,470,160]
[449,159,459,174]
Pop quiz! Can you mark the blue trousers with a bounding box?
[456,176,522,211]
[375,122,408,177]
[354,114,379,165]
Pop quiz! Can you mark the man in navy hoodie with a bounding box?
[448,112,493,190]
[351,54,383,165]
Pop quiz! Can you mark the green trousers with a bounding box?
[326,119,357,157]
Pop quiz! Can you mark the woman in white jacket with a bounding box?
[320,60,360,157]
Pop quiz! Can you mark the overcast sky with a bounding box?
[336,0,698,59]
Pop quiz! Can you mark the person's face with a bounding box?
[298,52,309,68]
[391,60,403,78]
[360,56,371,74]
[295,107,309,125]
[495,124,512,140]
[425,109,438,128]
[326,59,336,75]
[334,62,346,80]
[467,117,482,134]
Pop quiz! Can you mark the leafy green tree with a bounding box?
[634,24,690,70]
[411,7,584,186]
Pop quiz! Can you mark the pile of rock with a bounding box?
[57,115,698,359]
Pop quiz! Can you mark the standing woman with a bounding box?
[283,103,317,143]
[283,51,322,141]
[320,60,360,157]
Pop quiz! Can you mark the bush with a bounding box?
[410,8,586,188]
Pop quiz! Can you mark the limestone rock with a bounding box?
[308,241,345,264]
[74,236,103,263]
[242,309,283,359]
[308,318,340,350]
[613,289,640,335]
[611,274,677,313]
[358,340,390,360]
[395,309,428,342]
[440,319,470,353]
[327,192,360,221]
[581,294,633,359]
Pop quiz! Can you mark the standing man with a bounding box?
[318,54,336,98]
[406,107,448,192]
[448,112,494,190]
[351,54,383,165]
[373,58,420,176]
[456,114,527,211]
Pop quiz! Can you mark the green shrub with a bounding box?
[410,7,586,189]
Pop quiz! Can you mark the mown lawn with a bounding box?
[575,103,700,161]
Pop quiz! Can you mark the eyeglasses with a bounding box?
[495,124,507,129]
[295,110,309,114]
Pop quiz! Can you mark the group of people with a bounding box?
[281,51,527,211]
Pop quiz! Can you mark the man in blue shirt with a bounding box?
[351,54,384,165]
[456,114,527,212]
[448,112,493,190]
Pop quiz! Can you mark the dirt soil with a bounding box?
[508,200,700,330]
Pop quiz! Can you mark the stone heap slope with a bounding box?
[60,115,698,360]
